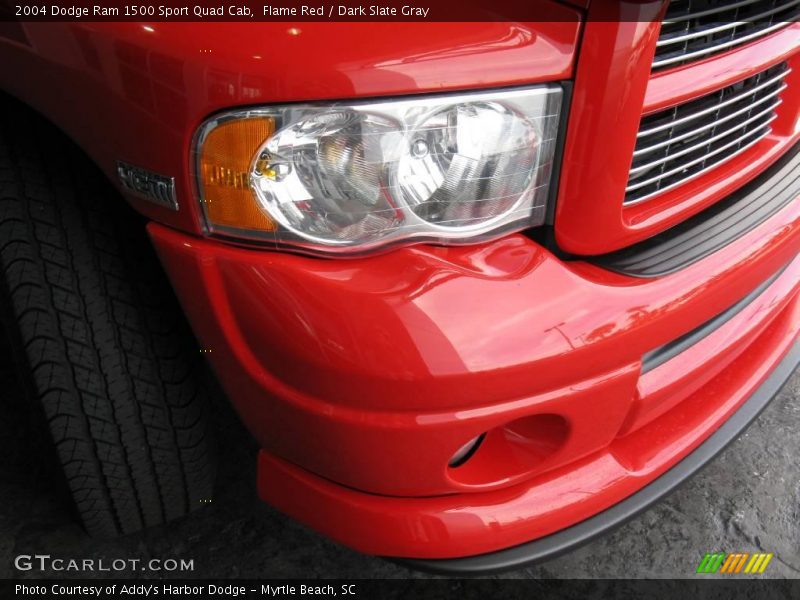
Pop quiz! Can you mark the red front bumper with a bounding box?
[149,177,800,560]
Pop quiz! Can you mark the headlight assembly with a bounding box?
[194,85,563,255]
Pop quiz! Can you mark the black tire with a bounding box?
[0,102,216,537]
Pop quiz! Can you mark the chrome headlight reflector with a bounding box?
[195,85,562,255]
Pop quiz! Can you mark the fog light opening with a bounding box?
[448,433,486,468]
[447,413,571,488]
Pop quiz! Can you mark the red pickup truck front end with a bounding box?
[1,1,799,572]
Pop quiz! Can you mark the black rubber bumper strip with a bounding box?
[395,340,800,575]
[593,142,800,278]
[641,265,787,374]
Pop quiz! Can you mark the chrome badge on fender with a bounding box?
[116,161,178,210]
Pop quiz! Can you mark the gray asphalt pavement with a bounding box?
[1,325,798,580]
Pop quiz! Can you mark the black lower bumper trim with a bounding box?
[395,341,800,575]
[641,266,787,373]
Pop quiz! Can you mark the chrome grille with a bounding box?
[625,62,789,204]
[654,0,799,71]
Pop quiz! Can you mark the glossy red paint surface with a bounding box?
[554,1,665,254]
[555,6,800,255]
[3,10,800,562]
[257,286,799,557]
[0,16,580,237]
[150,164,800,503]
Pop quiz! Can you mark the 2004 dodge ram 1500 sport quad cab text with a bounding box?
[0,1,798,574]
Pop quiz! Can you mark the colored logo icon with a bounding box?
[697,552,774,574]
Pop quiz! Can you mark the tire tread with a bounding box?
[0,106,215,537]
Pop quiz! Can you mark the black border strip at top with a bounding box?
[4,0,743,22]
[2,0,589,22]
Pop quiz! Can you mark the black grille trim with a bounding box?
[595,141,800,277]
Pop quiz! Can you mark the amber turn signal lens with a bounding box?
[199,116,276,232]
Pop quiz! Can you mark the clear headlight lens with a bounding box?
[257,110,404,244]
[195,85,562,255]
[396,102,540,227]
